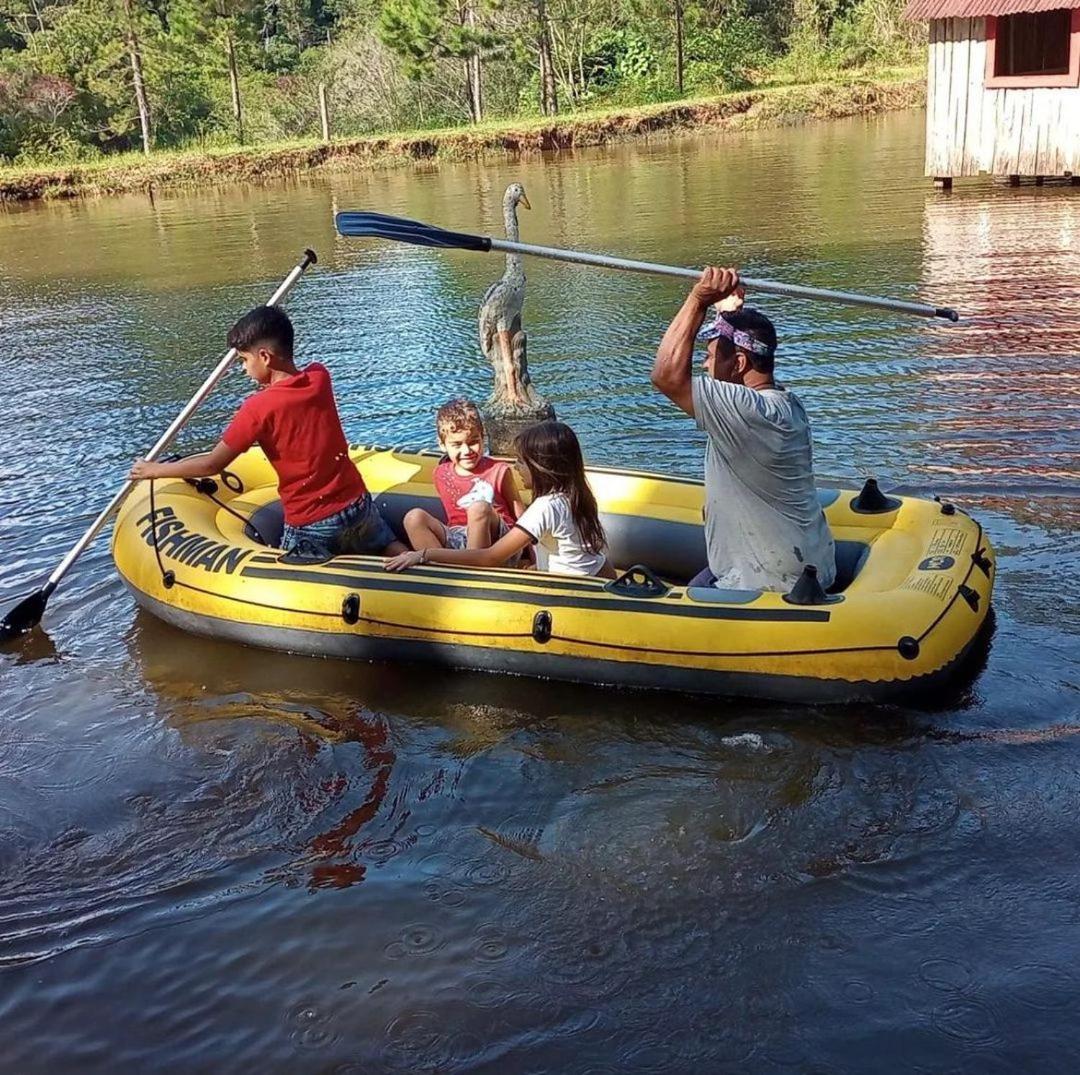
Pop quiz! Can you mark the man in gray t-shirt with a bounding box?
[651,266,835,592]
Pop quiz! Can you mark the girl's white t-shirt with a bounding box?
[515,493,608,577]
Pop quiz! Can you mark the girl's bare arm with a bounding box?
[385,525,532,571]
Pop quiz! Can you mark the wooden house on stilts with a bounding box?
[904,0,1080,186]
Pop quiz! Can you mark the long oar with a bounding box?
[0,248,318,645]
[336,210,959,322]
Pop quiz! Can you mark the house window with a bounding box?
[997,11,1070,75]
[985,8,1080,88]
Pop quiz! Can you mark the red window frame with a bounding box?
[984,8,1080,88]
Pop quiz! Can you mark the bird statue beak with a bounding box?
[519,194,531,210]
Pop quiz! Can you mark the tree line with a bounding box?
[0,0,922,165]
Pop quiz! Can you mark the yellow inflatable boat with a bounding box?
[111,445,995,703]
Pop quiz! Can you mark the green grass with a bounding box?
[0,69,925,198]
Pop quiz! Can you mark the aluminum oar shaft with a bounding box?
[488,238,959,321]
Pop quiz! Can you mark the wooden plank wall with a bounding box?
[925,17,1080,177]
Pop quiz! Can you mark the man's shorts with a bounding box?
[281,493,397,559]
[446,518,523,565]
[687,566,717,588]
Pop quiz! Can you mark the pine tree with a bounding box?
[378,0,504,123]
[171,0,260,143]
[119,0,153,151]
[535,0,557,115]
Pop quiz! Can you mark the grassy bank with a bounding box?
[0,73,923,205]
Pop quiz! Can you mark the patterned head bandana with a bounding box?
[696,310,774,358]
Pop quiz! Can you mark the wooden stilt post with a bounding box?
[1035,175,1045,186]
[933,176,953,191]
[319,83,331,143]
[1072,176,1080,186]
[1009,175,1020,186]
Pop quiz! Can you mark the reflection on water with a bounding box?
[1,111,1080,1070]
[917,189,1080,489]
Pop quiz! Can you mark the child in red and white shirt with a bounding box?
[404,399,524,557]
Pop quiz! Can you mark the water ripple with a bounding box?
[0,110,1079,1073]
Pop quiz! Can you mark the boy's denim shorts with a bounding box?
[281,493,397,559]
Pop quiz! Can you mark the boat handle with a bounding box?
[605,564,670,599]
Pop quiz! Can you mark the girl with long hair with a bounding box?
[385,421,616,579]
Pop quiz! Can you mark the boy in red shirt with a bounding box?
[130,305,405,559]
[404,399,524,556]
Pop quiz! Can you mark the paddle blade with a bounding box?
[0,583,53,644]
[335,211,492,254]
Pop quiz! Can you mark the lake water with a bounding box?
[1,109,1079,1071]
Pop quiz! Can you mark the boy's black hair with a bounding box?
[723,308,778,375]
[227,305,294,357]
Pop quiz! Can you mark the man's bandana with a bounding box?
[696,310,773,358]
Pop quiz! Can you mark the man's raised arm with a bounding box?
[651,266,739,417]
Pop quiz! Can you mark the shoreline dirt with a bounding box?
[0,78,924,205]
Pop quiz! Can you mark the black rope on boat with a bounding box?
[144,450,268,594]
[147,478,175,588]
[128,565,971,660]
[140,455,988,666]
[188,477,271,547]
[914,519,988,645]
[157,575,344,618]
[157,448,270,546]
[148,477,165,576]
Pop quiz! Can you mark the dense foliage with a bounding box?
[0,0,922,164]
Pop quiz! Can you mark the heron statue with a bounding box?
[479,182,554,439]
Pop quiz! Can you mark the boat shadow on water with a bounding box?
[117,606,1022,906]
[127,600,998,748]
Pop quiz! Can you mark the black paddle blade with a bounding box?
[335,211,492,254]
[0,584,53,644]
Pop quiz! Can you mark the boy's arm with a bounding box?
[130,440,240,481]
[501,468,526,519]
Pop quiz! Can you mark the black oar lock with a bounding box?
[783,565,841,606]
[851,478,901,514]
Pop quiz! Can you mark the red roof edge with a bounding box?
[905,0,1080,18]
